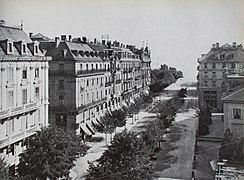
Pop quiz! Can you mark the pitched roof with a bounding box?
[222,86,244,102]
[0,26,32,43]
[198,43,244,63]
[31,33,50,41]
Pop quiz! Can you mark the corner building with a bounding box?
[0,24,50,173]
[197,42,244,111]
[40,36,151,138]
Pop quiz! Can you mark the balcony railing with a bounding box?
[76,69,109,75]
[0,125,38,149]
[0,102,37,120]
[77,97,107,111]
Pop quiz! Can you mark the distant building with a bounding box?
[197,42,244,111]
[0,23,51,174]
[222,86,244,138]
[39,35,151,138]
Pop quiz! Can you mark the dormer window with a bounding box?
[35,45,38,54]
[8,42,13,54]
[22,44,27,54]
[62,49,67,57]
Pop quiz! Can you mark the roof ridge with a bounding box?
[222,86,244,101]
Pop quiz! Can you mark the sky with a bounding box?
[1,0,244,81]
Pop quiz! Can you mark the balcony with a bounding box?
[76,69,108,76]
[77,97,107,112]
[0,125,38,149]
[116,79,122,84]
[105,81,113,87]
[0,102,37,120]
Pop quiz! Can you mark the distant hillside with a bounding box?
[149,64,183,93]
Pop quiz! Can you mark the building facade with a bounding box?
[222,86,244,138]
[40,35,151,138]
[0,24,51,173]
[197,42,244,111]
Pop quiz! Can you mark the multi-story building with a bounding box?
[197,42,244,111]
[222,86,244,138]
[0,23,51,174]
[40,35,151,139]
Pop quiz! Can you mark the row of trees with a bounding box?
[94,93,153,144]
[2,127,90,180]
[86,90,186,179]
[198,106,212,136]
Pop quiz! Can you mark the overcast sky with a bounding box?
[1,0,244,81]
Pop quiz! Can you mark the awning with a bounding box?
[144,90,149,95]
[80,123,92,136]
[130,98,135,104]
[122,101,128,107]
[86,122,95,135]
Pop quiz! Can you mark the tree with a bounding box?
[110,109,127,128]
[0,157,14,180]
[17,127,89,180]
[86,130,153,180]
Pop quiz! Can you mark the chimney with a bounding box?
[102,40,106,45]
[212,44,215,49]
[68,35,72,42]
[107,41,111,49]
[61,35,66,41]
[232,42,236,48]
[201,54,205,57]
[0,20,5,26]
[29,32,33,38]
[55,37,60,47]
[216,43,219,48]
[94,38,97,44]
[82,37,87,43]
[77,37,81,42]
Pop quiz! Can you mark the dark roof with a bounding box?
[31,33,50,41]
[0,26,32,43]
[222,86,244,102]
[88,42,107,51]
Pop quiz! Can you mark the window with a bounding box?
[35,68,39,78]
[91,64,94,70]
[86,64,88,71]
[9,43,13,52]
[212,72,216,78]
[233,109,241,119]
[8,91,14,107]
[23,44,26,53]
[8,67,14,82]
[35,87,39,100]
[204,63,207,68]
[204,72,208,78]
[204,81,208,87]
[97,78,99,84]
[22,68,27,79]
[231,63,236,69]
[59,80,64,89]
[59,63,64,72]
[92,78,94,85]
[80,64,83,70]
[212,81,216,87]
[222,63,225,68]
[59,95,64,106]
[35,45,38,54]
[212,63,216,69]
[87,79,89,86]
[22,89,27,104]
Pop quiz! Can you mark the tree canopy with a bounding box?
[17,127,89,180]
[86,130,153,180]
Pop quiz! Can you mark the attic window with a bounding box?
[85,51,89,57]
[62,49,67,57]
[8,42,13,53]
[22,44,26,53]
[35,45,38,54]
[79,51,84,57]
